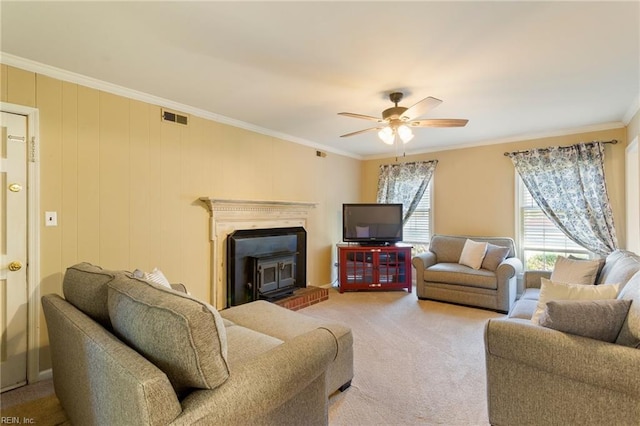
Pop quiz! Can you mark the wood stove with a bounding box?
[227,227,306,307]
[249,251,297,300]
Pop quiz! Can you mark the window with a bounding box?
[403,181,432,251]
[517,177,591,270]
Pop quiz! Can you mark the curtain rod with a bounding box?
[383,159,438,166]
[503,139,618,156]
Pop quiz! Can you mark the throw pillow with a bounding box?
[62,262,117,329]
[481,243,510,271]
[539,299,631,342]
[459,239,488,270]
[569,255,606,280]
[531,278,620,324]
[615,271,640,348]
[144,267,172,288]
[108,275,230,395]
[550,256,602,285]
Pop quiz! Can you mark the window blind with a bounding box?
[403,183,431,244]
[520,182,588,257]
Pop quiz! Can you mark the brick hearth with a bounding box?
[274,286,329,311]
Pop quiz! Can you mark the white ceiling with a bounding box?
[1,1,638,158]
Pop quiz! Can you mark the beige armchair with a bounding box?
[412,234,522,312]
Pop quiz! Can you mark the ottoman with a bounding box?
[221,300,353,395]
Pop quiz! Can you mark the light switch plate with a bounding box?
[45,211,58,227]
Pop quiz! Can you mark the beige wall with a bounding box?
[626,108,640,251]
[1,64,361,372]
[363,127,628,245]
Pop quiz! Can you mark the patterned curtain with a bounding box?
[376,160,438,223]
[507,142,618,256]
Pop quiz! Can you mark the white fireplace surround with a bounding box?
[200,198,317,309]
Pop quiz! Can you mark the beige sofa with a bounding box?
[485,250,640,425]
[42,263,353,425]
[412,235,522,312]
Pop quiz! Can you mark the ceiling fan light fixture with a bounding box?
[398,125,414,143]
[378,127,395,145]
[339,92,467,148]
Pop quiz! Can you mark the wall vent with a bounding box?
[161,108,189,125]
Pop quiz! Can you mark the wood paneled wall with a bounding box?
[1,64,361,372]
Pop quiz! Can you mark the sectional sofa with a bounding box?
[485,250,640,425]
[41,263,353,425]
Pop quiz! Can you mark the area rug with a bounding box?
[301,287,504,425]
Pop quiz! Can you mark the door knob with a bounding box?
[9,183,22,192]
[8,261,23,272]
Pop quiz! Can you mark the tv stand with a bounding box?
[360,241,391,247]
[337,243,412,293]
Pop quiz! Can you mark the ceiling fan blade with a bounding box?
[338,112,384,122]
[410,119,469,128]
[401,96,443,121]
[340,127,382,138]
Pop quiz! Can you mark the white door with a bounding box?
[1,111,28,392]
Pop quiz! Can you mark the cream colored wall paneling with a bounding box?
[61,82,79,268]
[7,66,36,107]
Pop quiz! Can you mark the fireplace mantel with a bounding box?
[200,198,317,309]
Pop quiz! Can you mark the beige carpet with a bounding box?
[1,288,502,425]
[303,287,504,425]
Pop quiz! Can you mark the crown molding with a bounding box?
[0,52,361,160]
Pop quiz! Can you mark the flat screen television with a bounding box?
[342,203,403,245]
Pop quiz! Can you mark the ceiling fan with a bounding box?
[338,92,468,145]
